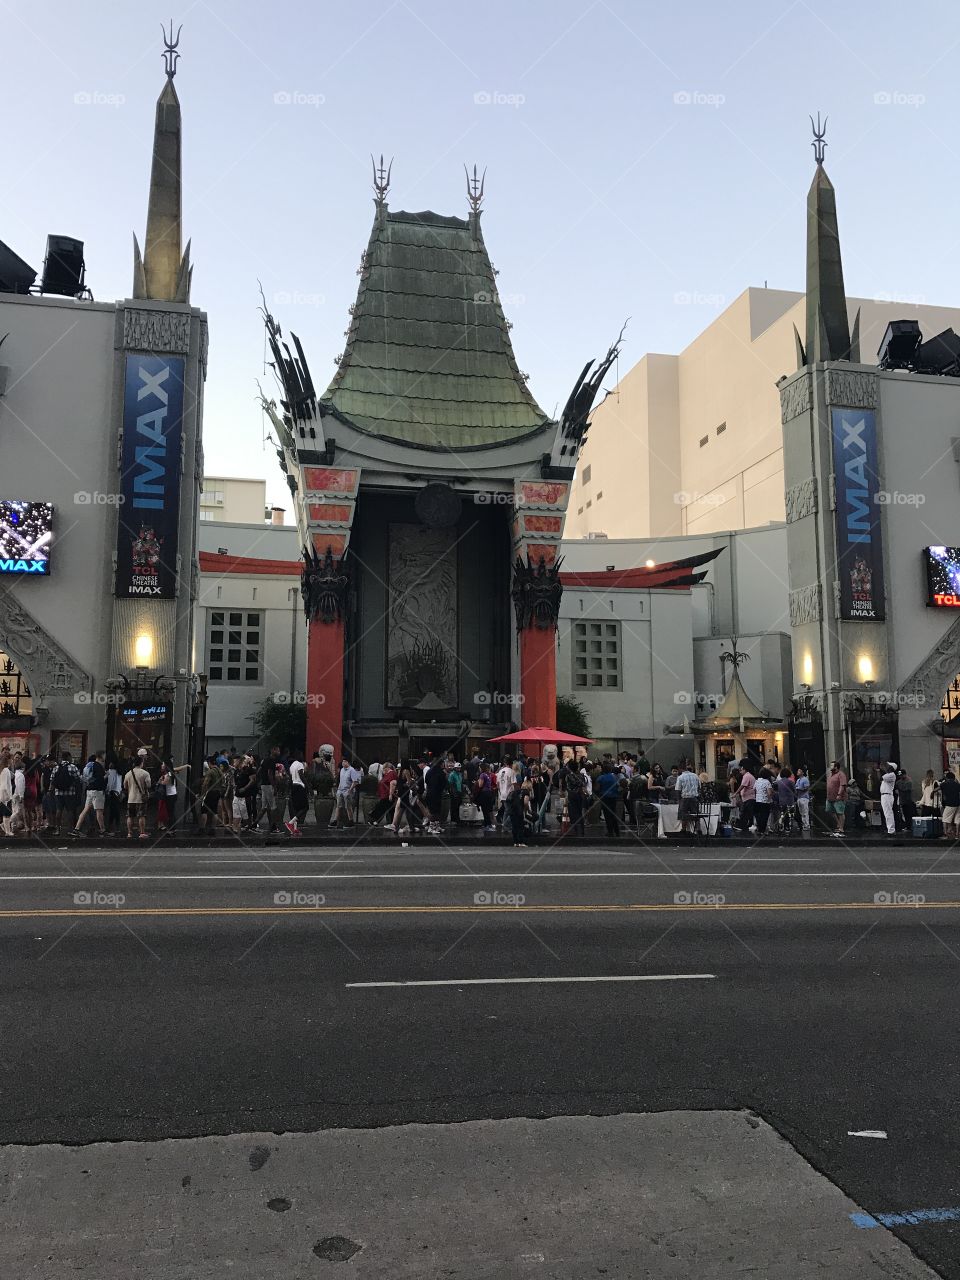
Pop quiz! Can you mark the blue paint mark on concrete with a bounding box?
[851,1207,960,1229]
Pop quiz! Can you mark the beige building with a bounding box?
[567,290,960,541]
[200,476,279,525]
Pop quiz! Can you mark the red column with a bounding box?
[307,616,345,761]
[519,625,557,733]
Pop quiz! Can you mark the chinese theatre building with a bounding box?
[781,120,960,785]
[259,164,619,761]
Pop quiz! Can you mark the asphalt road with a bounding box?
[3,842,960,1276]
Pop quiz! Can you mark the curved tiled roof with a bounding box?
[322,208,551,450]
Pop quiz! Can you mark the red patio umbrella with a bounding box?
[487,727,593,747]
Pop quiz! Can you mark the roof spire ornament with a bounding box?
[465,163,486,215]
[371,153,392,208]
[810,112,827,165]
[162,20,182,80]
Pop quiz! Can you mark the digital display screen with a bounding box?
[925,546,960,606]
[0,501,53,574]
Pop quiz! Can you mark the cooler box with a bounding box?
[913,815,943,839]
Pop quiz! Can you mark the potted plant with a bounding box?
[312,769,334,827]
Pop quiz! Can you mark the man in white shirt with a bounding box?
[286,756,308,836]
[124,761,153,840]
[496,758,515,828]
[0,754,13,837]
[331,758,362,827]
[880,762,898,836]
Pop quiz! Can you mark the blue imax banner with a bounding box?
[115,355,184,598]
[831,407,885,621]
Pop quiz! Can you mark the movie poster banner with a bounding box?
[115,354,185,598]
[831,406,885,621]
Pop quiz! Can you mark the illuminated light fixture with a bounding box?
[857,654,874,685]
[645,559,656,568]
[802,652,814,685]
[134,634,153,669]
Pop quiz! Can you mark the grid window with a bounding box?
[572,620,621,691]
[207,610,263,684]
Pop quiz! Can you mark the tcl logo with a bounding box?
[933,593,960,607]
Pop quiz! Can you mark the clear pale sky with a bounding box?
[4,0,958,510]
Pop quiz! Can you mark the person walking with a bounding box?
[123,756,153,840]
[197,759,224,836]
[423,758,447,834]
[496,757,514,829]
[49,753,81,836]
[753,768,774,836]
[879,762,898,836]
[508,779,529,848]
[71,752,107,838]
[733,763,757,835]
[0,750,12,837]
[794,766,811,832]
[475,762,496,832]
[825,761,848,837]
[595,762,623,836]
[286,753,308,836]
[563,757,586,836]
[447,761,463,828]
[777,768,798,833]
[331,758,362,828]
[369,761,398,828]
[257,747,282,834]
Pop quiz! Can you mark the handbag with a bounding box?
[459,801,482,823]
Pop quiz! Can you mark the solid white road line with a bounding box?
[346,974,717,988]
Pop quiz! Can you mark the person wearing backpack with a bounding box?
[563,757,585,836]
[70,752,107,838]
[51,753,82,836]
[123,758,153,840]
[474,763,495,831]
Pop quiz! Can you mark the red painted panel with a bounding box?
[307,502,353,524]
[311,532,347,558]
[302,467,360,494]
[523,514,563,534]
[518,481,569,506]
[307,617,346,762]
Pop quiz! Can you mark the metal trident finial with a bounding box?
[465,163,486,215]
[810,112,827,165]
[162,20,182,79]
[371,154,393,207]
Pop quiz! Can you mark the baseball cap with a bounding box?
[137,748,148,758]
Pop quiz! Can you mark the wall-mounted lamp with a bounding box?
[134,634,154,670]
[857,654,875,685]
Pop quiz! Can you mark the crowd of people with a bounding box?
[3,739,959,841]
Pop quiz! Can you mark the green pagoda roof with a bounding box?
[322,208,552,450]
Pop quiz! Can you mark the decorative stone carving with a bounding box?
[512,555,563,631]
[198,320,209,378]
[898,616,960,711]
[0,587,89,697]
[779,375,811,424]
[825,369,878,409]
[302,547,350,625]
[789,584,821,627]
[785,477,818,523]
[122,308,191,353]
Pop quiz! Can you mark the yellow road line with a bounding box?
[0,902,957,918]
